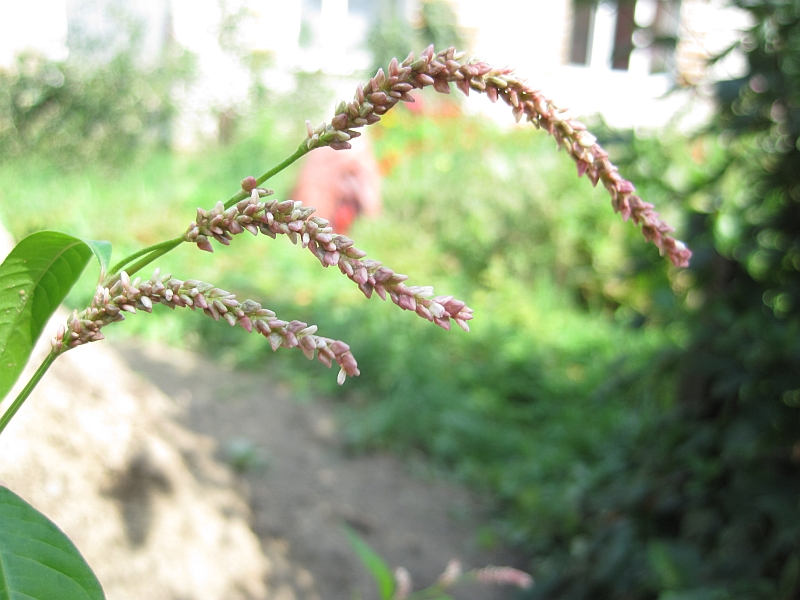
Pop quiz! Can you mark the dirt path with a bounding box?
[113,339,523,600]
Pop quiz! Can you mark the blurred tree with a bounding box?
[415,0,465,55]
[366,0,466,76]
[366,0,415,76]
[0,35,194,167]
[524,1,800,598]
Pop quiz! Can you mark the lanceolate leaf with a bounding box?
[0,487,104,599]
[0,231,93,400]
[342,523,396,600]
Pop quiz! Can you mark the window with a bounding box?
[570,0,681,74]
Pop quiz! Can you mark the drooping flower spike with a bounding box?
[51,269,360,384]
[305,45,691,268]
[185,189,474,332]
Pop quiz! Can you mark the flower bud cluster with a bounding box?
[473,566,534,589]
[51,269,359,384]
[184,187,274,252]
[184,190,474,332]
[311,45,691,268]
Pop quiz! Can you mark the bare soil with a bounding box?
[113,339,523,600]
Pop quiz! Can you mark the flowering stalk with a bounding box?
[305,45,691,267]
[107,148,310,278]
[389,558,533,599]
[0,352,58,435]
[471,565,534,589]
[51,269,360,384]
[184,189,474,332]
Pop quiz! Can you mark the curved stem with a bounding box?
[108,143,310,279]
[109,236,185,277]
[123,238,184,278]
[0,352,58,436]
[223,144,309,209]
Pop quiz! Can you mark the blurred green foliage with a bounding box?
[367,0,465,76]
[415,0,466,57]
[367,0,415,76]
[0,43,193,168]
[516,1,800,598]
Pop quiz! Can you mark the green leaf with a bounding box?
[0,486,104,599]
[342,524,396,600]
[80,239,112,281]
[0,231,93,400]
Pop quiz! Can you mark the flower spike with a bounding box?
[304,47,691,267]
[184,190,474,332]
[52,270,360,384]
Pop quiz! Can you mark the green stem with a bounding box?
[223,144,309,209]
[109,143,310,278]
[0,352,58,436]
[122,238,184,278]
[109,235,185,277]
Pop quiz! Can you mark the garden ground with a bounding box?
[114,338,524,600]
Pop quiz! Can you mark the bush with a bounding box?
[520,1,800,597]
[0,44,193,168]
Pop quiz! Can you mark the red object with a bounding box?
[291,139,382,234]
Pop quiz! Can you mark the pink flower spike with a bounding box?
[474,566,533,589]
